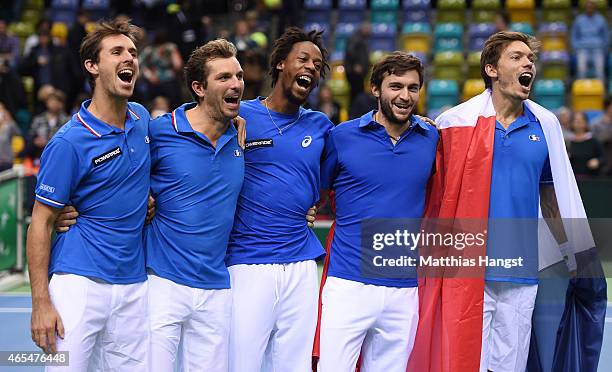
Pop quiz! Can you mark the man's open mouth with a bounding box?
[118,69,134,83]
[224,96,240,105]
[296,75,313,89]
[518,72,533,87]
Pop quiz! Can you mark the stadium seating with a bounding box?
[463,79,486,101]
[8,22,35,40]
[21,9,41,25]
[408,51,427,65]
[539,22,568,52]
[51,22,68,42]
[467,23,496,52]
[540,51,570,80]
[25,0,45,11]
[303,0,331,12]
[542,0,571,24]
[82,0,110,21]
[303,22,331,47]
[334,22,359,52]
[427,79,460,113]
[418,85,426,114]
[609,53,612,93]
[533,79,566,110]
[326,78,351,112]
[370,23,397,52]
[401,0,430,24]
[400,22,431,54]
[11,136,25,164]
[21,77,34,98]
[369,51,390,65]
[578,0,606,9]
[371,0,400,10]
[572,79,605,111]
[509,22,534,35]
[330,63,347,81]
[471,0,501,23]
[370,0,399,25]
[371,11,398,24]
[338,0,367,23]
[434,23,464,53]
[433,51,463,81]
[437,0,466,24]
[541,37,567,52]
[467,51,482,79]
[50,0,78,25]
[506,0,535,25]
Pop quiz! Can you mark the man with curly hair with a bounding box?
[226,27,333,372]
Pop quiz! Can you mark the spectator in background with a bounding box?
[569,111,603,176]
[166,1,208,62]
[23,19,51,58]
[240,48,266,100]
[349,90,377,119]
[231,20,256,53]
[67,10,89,92]
[245,10,265,35]
[556,106,574,147]
[591,98,612,175]
[571,0,609,82]
[0,55,27,122]
[26,89,68,165]
[139,30,183,108]
[494,11,510,32]
[19,31,79,110]
[345,22,371,104]
[0,101,20,172]
[149,95,170,118]
[314,85,341,125]
[0,19,20,69]
[34,85,55,115]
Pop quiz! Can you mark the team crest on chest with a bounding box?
[528,134,540,142]
[302,136,312,148]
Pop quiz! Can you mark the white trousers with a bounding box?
[46,273,149,372]
[228,260,319,372]
[318,277,419,372]
[480,281,538,372]
[148,274,232,372]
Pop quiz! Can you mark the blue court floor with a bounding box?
[1,293,611,371]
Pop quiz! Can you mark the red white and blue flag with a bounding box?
[408,89,602,372]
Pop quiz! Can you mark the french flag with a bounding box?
[408,89,605,372]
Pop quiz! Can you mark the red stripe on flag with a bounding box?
[408,115,495,372]
[312,191,336,370]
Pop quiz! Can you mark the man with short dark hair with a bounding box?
[27,18,150,371]
[145,38,245,372]
[410,31,593,372]
[316,51,436,371]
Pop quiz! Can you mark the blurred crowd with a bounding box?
[0,1,610,181]
[557,98,612,178]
